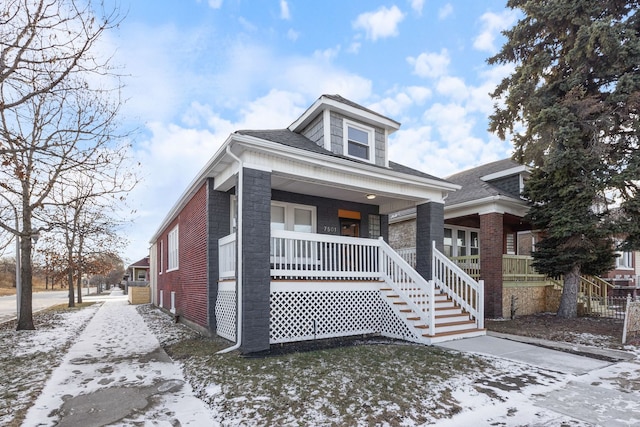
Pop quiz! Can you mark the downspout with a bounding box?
[218,145,243,354]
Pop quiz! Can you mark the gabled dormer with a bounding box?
[480,164,530,200]
[288,94,400,167]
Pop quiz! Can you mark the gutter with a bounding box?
[217,145,243,354]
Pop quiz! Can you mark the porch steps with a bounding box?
[380,286,484,344]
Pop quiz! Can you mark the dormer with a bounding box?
[288,94,400,167]
[480,165,530,199]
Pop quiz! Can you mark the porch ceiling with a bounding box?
[271,174,420,214]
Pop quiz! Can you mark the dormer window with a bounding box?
[344,120,373,162]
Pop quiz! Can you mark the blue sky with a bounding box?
[109,0,520,262]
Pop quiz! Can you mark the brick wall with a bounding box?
[416,202,444,280]
[156,182,209,327]
[240,168,272,353]
[480,212,504,318]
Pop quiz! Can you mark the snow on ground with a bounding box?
[22,294,216,426]
[3,297,640,426]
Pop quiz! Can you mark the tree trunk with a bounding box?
[17,217,35,330]
[67,269,75,308]
[76,271,83,304]
[557,265,581,318]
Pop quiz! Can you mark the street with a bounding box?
[0,290,69,324]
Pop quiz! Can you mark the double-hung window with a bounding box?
[344,120,373,162]
[167,226,179,271]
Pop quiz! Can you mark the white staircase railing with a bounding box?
[218,231,484,340]
[432,241,484,329]
[378,238,436,337]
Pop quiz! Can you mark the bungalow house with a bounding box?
[390,159,639,317]
[126,256,150,283]
[149,94,485,353]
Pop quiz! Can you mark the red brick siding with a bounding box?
[155,183,209,327]
[480,212,504,318]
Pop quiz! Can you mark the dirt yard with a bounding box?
[485,312,635,349]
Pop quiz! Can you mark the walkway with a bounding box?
[437,333,640,426]
[23,290,216,426]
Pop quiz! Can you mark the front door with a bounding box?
[340,219,360,237]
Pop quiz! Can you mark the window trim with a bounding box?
[167,225,179,272]
[343,119,374,163]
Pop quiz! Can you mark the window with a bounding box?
[167,226,179,271]
[617,251,633,269]
[470,231,479,256]
[444,226,480,257]
[344,120,373,162]
[457,230,467,257]
[159,240,164,274]
[270,202,316,233]
[506,233,516,255]
[368,214,381,239]
[443,228,453,257]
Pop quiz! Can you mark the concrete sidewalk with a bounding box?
[437,333,640,426]
[23,290,216,426]
[437,334,615,375]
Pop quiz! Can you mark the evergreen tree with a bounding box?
[489,0,640,317]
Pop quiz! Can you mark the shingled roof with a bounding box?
[444,158,525,206]
[235,128,450,183]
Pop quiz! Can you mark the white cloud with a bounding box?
[238,17,257,32]
[438,4,453,20]
[407,49,450,79]
[473,11,518,53]
[280,0,291,20]
[208,0,223,9]
[353,5,405,41]
[287,28,299,41]
[436,76,468,102]
[410,0,424,15]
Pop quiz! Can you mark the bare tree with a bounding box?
[0,0,133,330]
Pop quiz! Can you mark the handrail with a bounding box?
[432,241,484,329]
[378,238,435,336]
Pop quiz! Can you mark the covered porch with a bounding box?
[216,229,485,346]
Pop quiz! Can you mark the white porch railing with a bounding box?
[432,241,484,329]
[219,233,236,279]
[395,247,417,269]
[270,229,380,280]
[217,231,484,341]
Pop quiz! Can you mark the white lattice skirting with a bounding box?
[215,282,237,341]
[270,282,419,344]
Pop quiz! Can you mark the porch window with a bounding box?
[167,226,179,271]
[444,228,453,257]
[444,226,480,257]
[506,233,516,255]
[457,230,467,256]
[271,202,316,233]
[344,120,373,162]
[470,231,479,256]
[369,214,381,239]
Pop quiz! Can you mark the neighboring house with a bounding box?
[390,159,545,318]
[606,245,637,297]
[149,94,485,354]
[126,256,150,283]
[390,158,639,317]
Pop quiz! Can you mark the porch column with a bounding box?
[240,167,272,353]
[416,202,444,280]
[480,212,503,318]
[207,178,230,334]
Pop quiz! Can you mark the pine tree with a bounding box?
[489,0,640,317]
